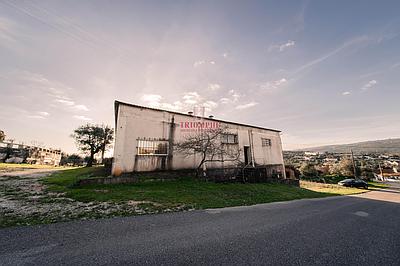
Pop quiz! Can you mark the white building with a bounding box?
[112,101,286,177]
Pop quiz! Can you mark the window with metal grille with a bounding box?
[137,139,168,155]
[261,138,272,147]
[221,134,238,144]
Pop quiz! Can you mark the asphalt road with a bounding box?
[1,188,399,265]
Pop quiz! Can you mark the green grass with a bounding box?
[42,168,365,210]
[367,181,389,189]
[300,180,368,195]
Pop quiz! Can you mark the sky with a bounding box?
[0,0,400,154]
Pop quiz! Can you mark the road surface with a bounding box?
[1,187,399,265]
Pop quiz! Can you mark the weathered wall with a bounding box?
[112,104,285,175]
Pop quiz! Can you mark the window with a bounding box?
[221,134,238,144]
[262,138,272,147]
[137,139,168,155]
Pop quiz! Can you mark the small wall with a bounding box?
[206,165,299,186]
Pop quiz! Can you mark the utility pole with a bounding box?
[378,162,384,181]
[351,149,357,179]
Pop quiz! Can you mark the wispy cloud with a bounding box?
[38,111,50,116]
[73,115,92,121]
[269,40,296,52]
[0,17,18,44]
[140,91,219,113]
[182,92,201,105]
[235,102,258,110]
[55,99,75,106]
[361,80,377,90]
[193,60,216,67]
[260,78,287,90]
[27,115,46,119]
[72,104,89,111]
[208,83,221,91]
[11,71,90,113]
[292,36,370,75]
[193,60,205,67]
[279,40,295,51]
[342,91,351,96]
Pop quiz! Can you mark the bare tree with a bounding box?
[175,126,241,176]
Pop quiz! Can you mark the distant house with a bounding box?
[112,101,286,178]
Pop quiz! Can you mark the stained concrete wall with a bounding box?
[112,103,285,176]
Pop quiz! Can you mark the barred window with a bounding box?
[262,138,272,147]
[137,139,168,155]
[221,134,238,144]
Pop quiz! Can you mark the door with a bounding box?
[244,146,250,165]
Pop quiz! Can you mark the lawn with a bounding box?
[367,181,389,189]
[1,167,371,228]
[43,167,366,210]
[300,180,368,195]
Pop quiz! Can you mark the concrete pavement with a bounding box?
[1,189,399,265]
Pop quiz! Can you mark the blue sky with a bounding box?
[0,0,399,153]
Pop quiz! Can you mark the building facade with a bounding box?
[112,101,286,177]
[0,141,62,166]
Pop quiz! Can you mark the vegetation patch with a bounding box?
[1,167,371,228]
[300,180,368,195]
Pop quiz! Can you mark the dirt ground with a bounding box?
[0,168,159,227]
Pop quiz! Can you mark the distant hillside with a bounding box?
[297,138,400,154]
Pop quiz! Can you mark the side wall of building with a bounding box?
[112,104,284,175]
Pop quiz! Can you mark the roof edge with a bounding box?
[114,100,281,133]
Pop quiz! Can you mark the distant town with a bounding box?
[284,150,400,181]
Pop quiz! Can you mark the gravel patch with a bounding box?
[0,168,187,227]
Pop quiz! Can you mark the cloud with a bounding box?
[54,98,89,111]
[361,80,377,90]
[269,40,296,52]
[55,99,75,106]
[208,83,221,91]
[140,94,162,106]
[193,60,205,67]
[342,91,351,96]
[73,104,89,111]
[235,102,258,110]
[218,90,241,105]
[222,53,228,58]
[182,92,201,105]
[193,60,216,67]
[27,115,46,119]
[279,40,296,51]
[140,91,219,113]
[0,17,24,52]
[11,71,90,114]
[73,115,92,121]
[203,100,218,109]
[292,36,370,75]
[38,111,50,116]
[219,98,230,104]
[260,78,287,90]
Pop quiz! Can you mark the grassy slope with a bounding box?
[43,168,366,210]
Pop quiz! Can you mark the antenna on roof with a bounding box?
[193,106,205,117]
